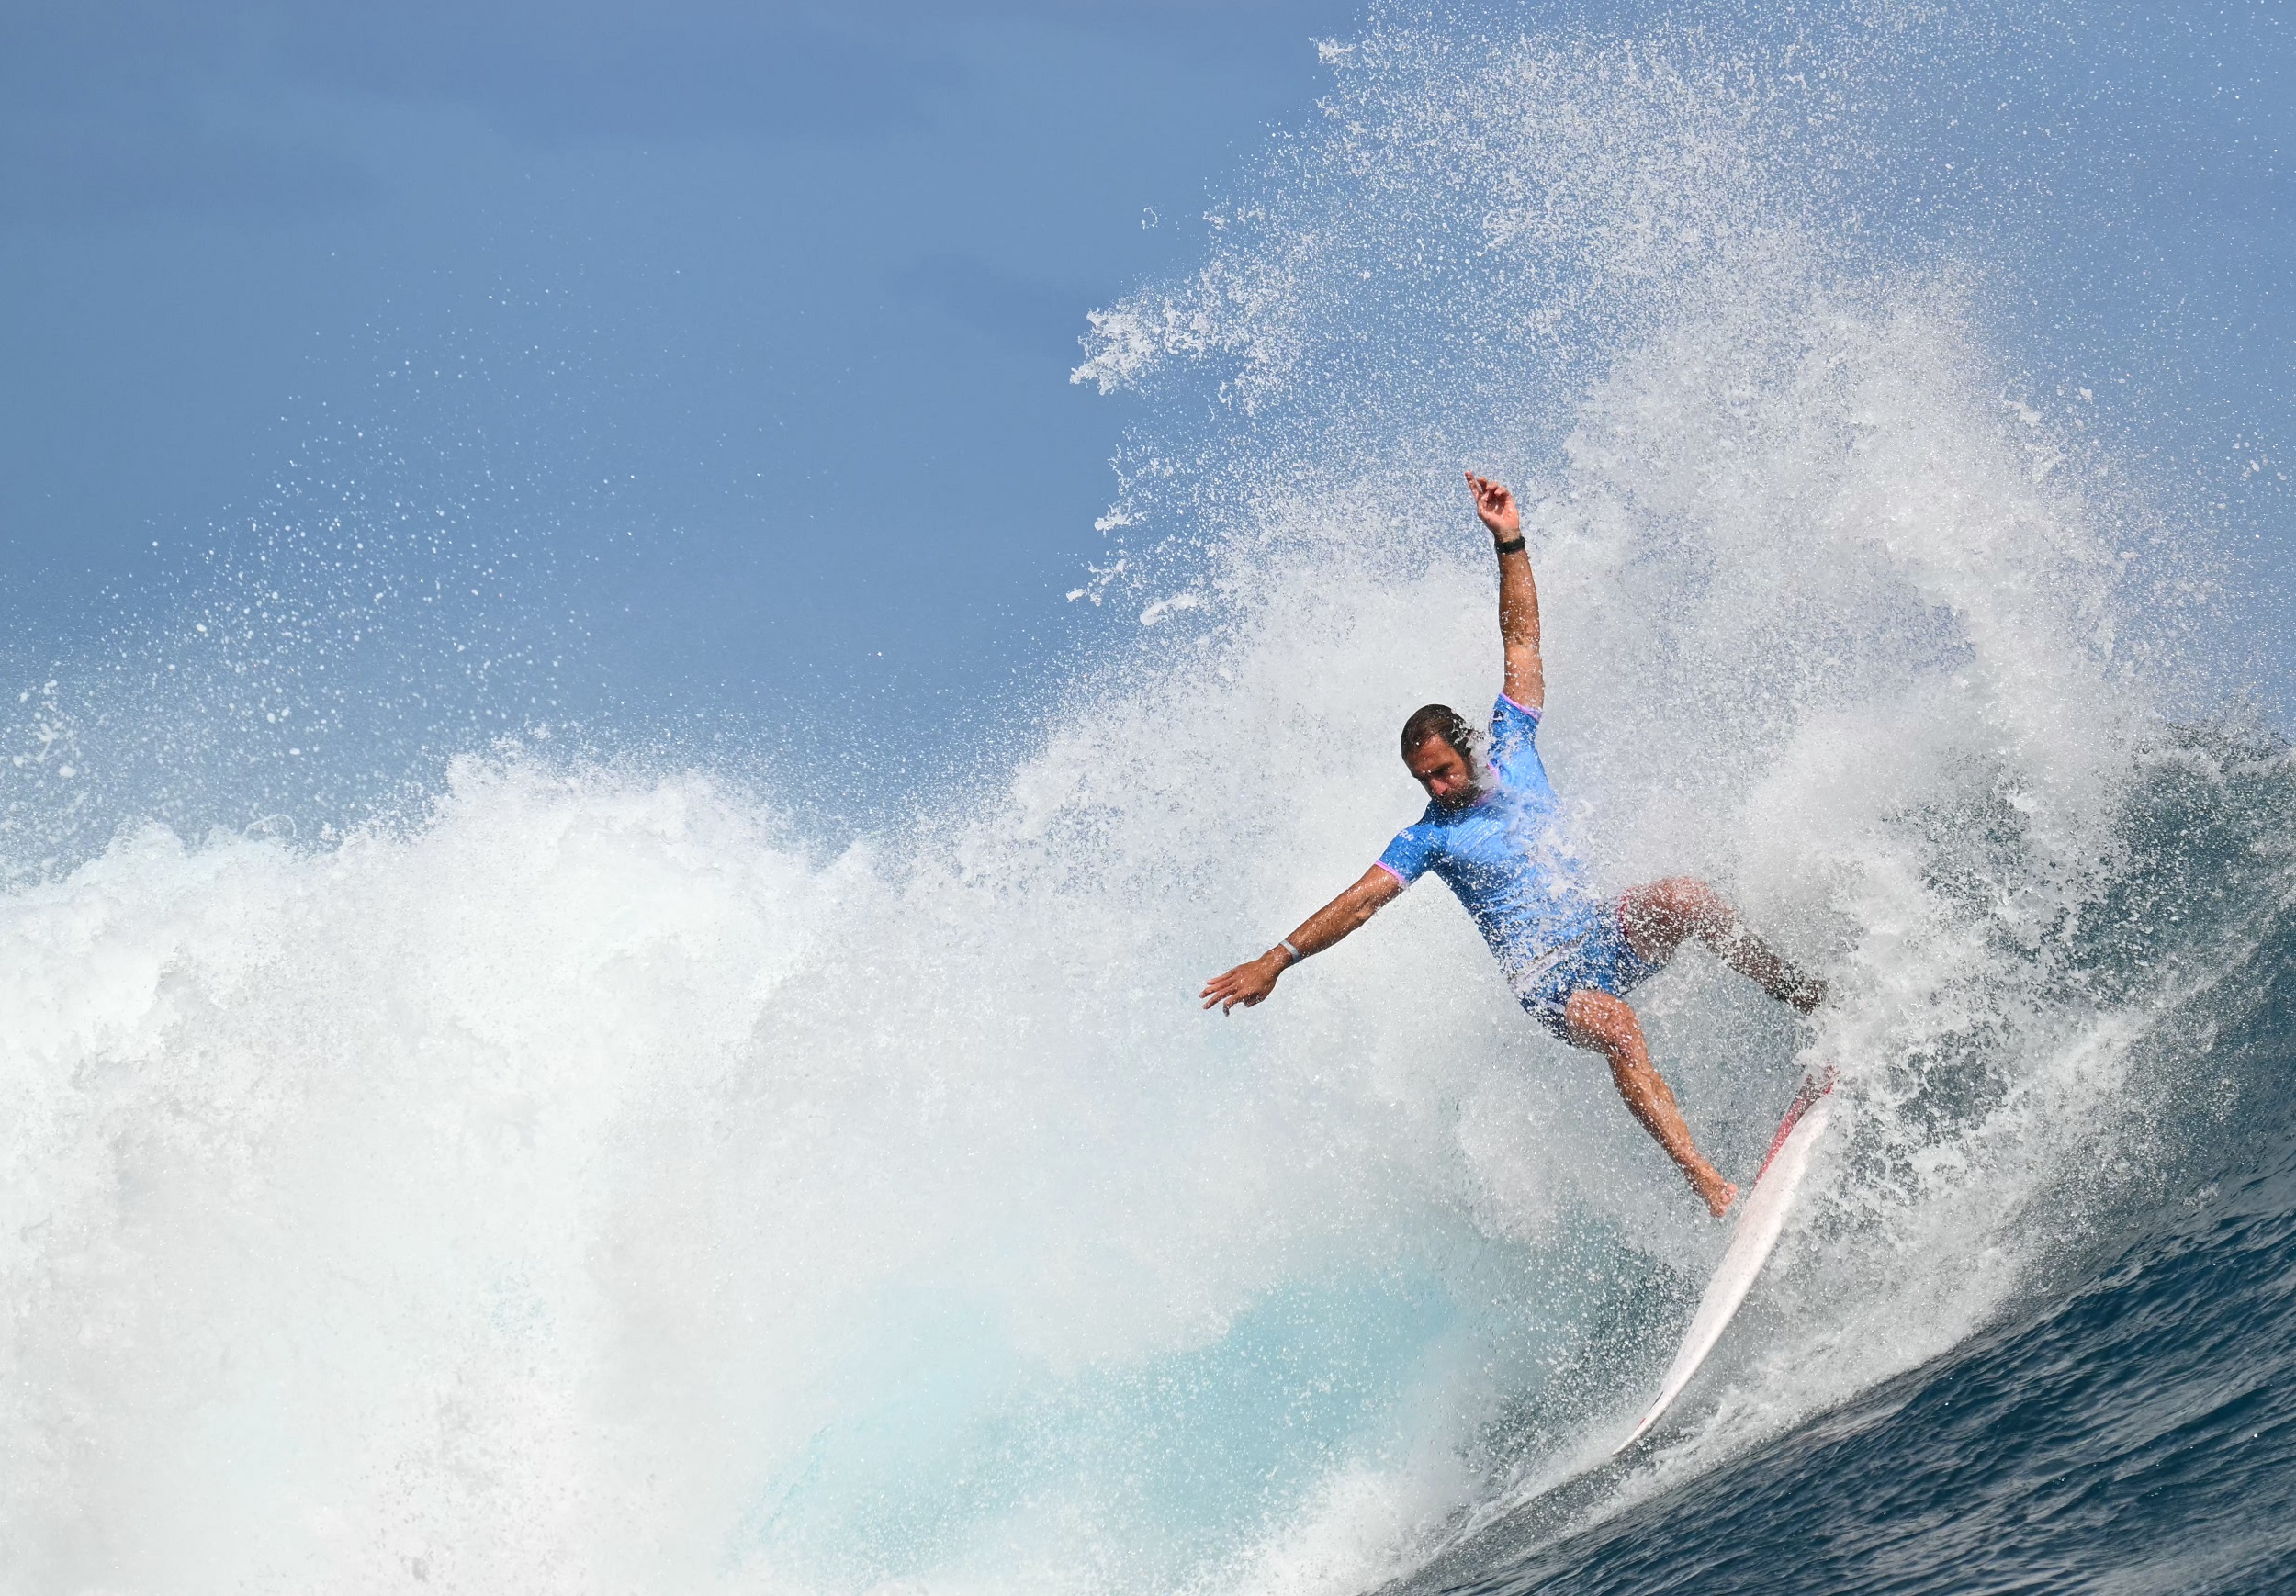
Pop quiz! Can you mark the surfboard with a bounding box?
[1615,1068,1837,1453]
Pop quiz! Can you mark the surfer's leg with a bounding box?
[1620,877,1826,1013]
[1562,989,1739,1218]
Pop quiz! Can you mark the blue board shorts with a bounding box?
[1514,897,1663,1040]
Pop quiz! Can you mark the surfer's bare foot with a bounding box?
[1694,1175,1739,1218]
[1783,974,1828,1015]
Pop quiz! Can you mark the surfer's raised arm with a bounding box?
[1467,472,1544,713]
[1199,864,1405,1013]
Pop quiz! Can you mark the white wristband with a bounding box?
[1278,938,1304,964]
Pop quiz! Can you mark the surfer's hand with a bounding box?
[1466,472,1521,539]
[1200,952,1284,1013]
[1696,1175,1739,1219]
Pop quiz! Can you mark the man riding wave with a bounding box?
[1200,473,1825,1217]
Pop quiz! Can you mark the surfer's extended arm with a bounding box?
[1467,473,1543,713]
[1199,864,1405,1013]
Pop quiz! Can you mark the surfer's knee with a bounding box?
[1665,877,1735,934]
[1621,876,1730,959]
[1562,988,1642,1058]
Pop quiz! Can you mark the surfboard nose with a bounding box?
[1616,1077,1837,1453]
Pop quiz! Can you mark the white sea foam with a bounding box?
[0,17,2220,1596]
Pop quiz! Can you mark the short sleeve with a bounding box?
[1376,825,1436,885]
[1485,693,1541,784]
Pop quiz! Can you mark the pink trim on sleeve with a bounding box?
[1373,860,1409,886]
[1497,692,1541,722]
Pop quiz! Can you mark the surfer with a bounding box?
[1200,473,1825,1218]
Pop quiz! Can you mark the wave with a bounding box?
[1,8,2285,1594]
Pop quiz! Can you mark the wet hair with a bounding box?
[1400,702,1476,766]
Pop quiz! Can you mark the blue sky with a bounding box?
[3,0,2292,822]
[0,0,1368,761]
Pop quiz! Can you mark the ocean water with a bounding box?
[4,8,2292,1595]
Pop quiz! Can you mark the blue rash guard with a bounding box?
[1375,694,1656,1032]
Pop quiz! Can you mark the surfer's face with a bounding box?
[1406,735,1479,809]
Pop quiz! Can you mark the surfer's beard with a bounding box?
[1430,777,1486,812]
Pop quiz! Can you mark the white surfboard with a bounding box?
[1615,1069,1836,1453]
